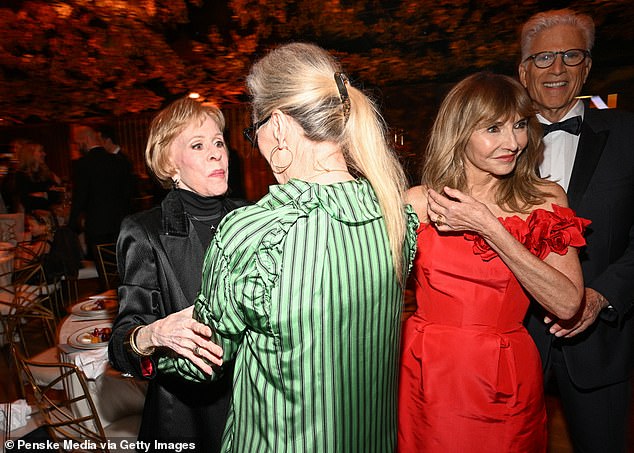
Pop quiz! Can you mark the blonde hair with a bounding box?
[145,97,225,188]
[246,42,409,282]
[423,72,550,213]
[17,140,54,182]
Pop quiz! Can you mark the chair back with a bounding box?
[95,243,119,290]
[1,263,55,344]
[5,298,58,399]
[16,351,111,452]
[7,297,57,357]
[0,213,25,245]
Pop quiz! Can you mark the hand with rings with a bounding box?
[140,306,224,375]
[427,186,498,234]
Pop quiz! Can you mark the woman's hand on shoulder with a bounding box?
[427,186,499,236]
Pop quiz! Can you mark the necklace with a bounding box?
[186,212,218,231]
[304,168,352,182]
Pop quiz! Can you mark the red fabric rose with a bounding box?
[547,229,573,255]
[525,209,554,258]
[465,204,590,261]
[465,213,531,261]
[464,232,498,261]
[548,204,590,248]
[504,215,531,245]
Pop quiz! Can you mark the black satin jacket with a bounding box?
[108,189,250,451]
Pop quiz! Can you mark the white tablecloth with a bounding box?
[57,295,147,428]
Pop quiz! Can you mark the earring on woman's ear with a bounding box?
[269,144,293,174]
[171,179,180,190]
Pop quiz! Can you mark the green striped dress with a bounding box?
[172,178,418,452]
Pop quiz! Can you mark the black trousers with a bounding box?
[549,345,631,453]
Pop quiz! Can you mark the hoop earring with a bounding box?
[269,145,293,174]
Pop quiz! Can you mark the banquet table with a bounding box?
[57,290,147,428]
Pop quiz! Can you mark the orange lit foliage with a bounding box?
[0,0,632,122]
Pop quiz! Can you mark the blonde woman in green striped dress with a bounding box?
[171,42,418,452]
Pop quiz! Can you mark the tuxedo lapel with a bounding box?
[567,115,609,209]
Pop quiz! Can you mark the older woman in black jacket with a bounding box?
[108,97,249,451]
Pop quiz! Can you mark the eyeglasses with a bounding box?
[524,49,591,69]
[243,115,271,146]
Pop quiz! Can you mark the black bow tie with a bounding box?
[541,116,582,136]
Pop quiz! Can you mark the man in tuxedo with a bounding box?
[97,125,139,202]
[69,125,135,260]
[520,9,634,452]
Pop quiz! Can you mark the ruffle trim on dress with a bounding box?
[404,205,419,274]
[464,204,591,261]
[266,177,384,224]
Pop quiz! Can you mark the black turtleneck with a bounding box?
[177,189,226,247]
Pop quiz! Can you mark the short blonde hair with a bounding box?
[423,72,549,213]
[145,97,225,188]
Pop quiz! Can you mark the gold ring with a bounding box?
[435,215,445,227]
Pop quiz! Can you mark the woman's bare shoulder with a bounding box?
[536,180,569,210]
[405,185,429,222]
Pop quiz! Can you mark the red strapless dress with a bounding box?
[398,205,589,453]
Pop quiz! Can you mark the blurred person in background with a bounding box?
[14,209,55,269]
[69,125,135,260]
[0,139,22,213]
[15,139,61,213]
[14,208,81,283]
[98,124,139,208]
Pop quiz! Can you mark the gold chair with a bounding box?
[0,263,54,343]
[13,242,67,319]
[16,352,111,452]
[6,298,59,398]
[95,243,119,290]
[0,264,16,345]
[3,265,60,397]
[16,350,142,451]
[13,240,44,270]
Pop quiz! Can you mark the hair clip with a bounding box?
[334,72,351,121]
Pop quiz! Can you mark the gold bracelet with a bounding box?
[128,325,156,357]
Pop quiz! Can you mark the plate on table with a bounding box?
[88,289,118,299]
[70,298,118,317]
[67,322,113,350]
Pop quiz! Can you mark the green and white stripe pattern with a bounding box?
[174,177,418,453]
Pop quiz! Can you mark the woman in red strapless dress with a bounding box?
[398,73,588,453]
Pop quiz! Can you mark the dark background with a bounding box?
[1,0,632,197]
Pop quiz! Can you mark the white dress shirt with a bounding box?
[538,99,585,192]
